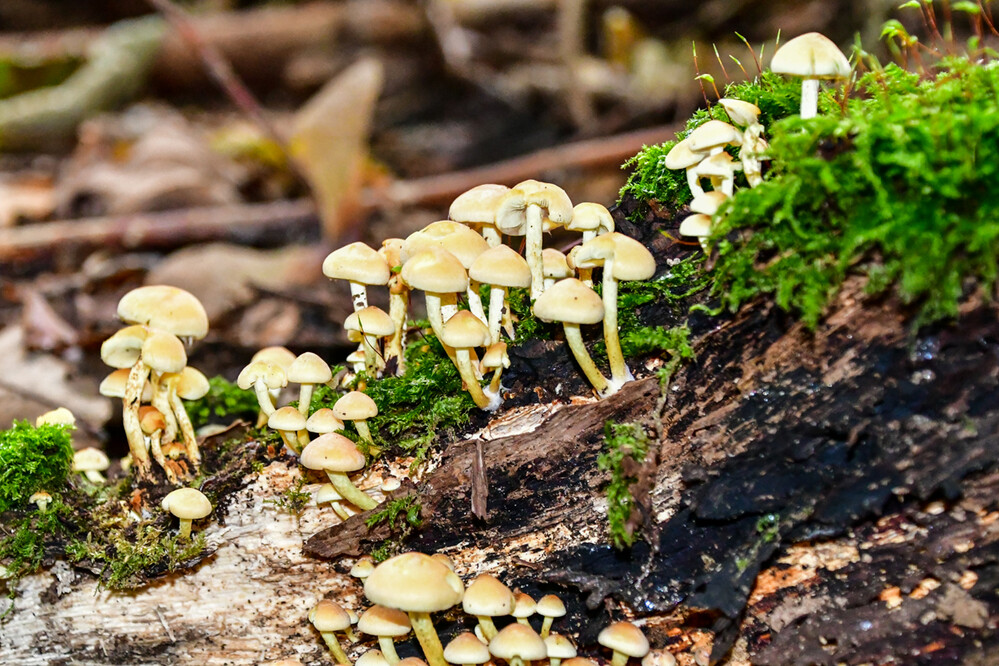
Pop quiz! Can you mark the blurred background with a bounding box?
[0,0,908,448]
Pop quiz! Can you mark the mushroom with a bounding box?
[35,407,75,428]
[542,248,573,290]
[439,311,496,410]
[641,651,678,666]
[463,574,515,641]
[689,191,728,217]
[536,594,566,639]
[401,247,469,341]
[662,138,709,198]
[512,592,536,626]
[165,366,210,465]
[563,659,599,666]
[323,242,391,312]
[288,352,332,416]
[250,346,297,425]
[480,342,509,395]
[307,408,344,436]
[332,391,379,451]
[574,233,656,392]
[161,487,212,539]
[350,555,376,579]
[309,599,353,665]
[357,650,391,666]
[73,447,110,483]
[344,306,396,376]
[29,491,52,512]
[358,605,413,664]
[495,179,574,300]
[449,183,510,247]
[363,552,465,666]
[444,633,491,666]
[488,623,547,666]
[237,360,288,420]
[269,406,308,454]
[532,279,609,395]
[300,432,376,510]
[379,238,410,374]
[568,202,614,243]
[771,32,850,119]
[717,99,767,185]
[139,405,175,483]
[544,634,577,666]
[597,622,649,666]
[316,483,352,521]
[691,151,742,196]
[678,213,713,251]
[468,244,532,346]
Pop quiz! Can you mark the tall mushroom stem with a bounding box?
[348,281,369,312]
[487,286,508,344]
[124,360,152,477]
[387,287,410,375]
[562,324,609,394]
[169,389,201,465]
[600,255,631,390]
[361,332,380,375]
[320,632,351,665]
[425,291,465,372]
[454,348,494,410]
[800,78,820,119]
[378,637,401,663]
[526,204,545,300]
[409,611,448,666]
[476,616,499,641]
[482,225,502,247]
[151,375,178,444]
[326,470,377,511]
[252,378,276,417]
[147,428,178,483]
[467,280,488,327]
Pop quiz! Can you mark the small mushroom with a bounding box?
[544,634,577,666]
[468,244,532,346]
[400,247,469,352]
[237,360,288,420]
[350,555,376,579]
[288,352,333,416]
[35,407,76,428]
[344,306,396,376]
[449,183,510,247]
[300,433,376,511]
[309,599,353,665]
[536,594,566,639]
[357,650,391,666]
[662,138,709,198]
[771,32,850,119]
[542,248,573,290]
[323,242,391,312]
[161,487,212,539]
[463,574,515,641]
[532,279,609,395]
[307,408,344,436]
[269,406,308,454]
[379,238,410,374]
[73,447,110,483]
[480,342,509,395]
[332,391,379,451]
[444,633,491,666]
[678,214,713,251]
[567,202,614,243]
[512,592,537,626]
[29,491,52,512]
[316,483,352,521]
[358,605,412,664]
[597,621,649,666]
[488,623,547,666]
[439,311,495,411]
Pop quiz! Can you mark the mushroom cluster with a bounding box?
[99,286,210,481]
[323,179,651,404]
[307,551,650,666]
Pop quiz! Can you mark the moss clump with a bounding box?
[0,422,74,512]
[184,376,260,429]
[0,499,73,600]
[597,421,651,549]
[266,477,311,518]
[708,57,999,327]
[365,495,423,562]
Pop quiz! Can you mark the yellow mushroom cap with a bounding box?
[495,179,573,233]
[468,244,532,289]
[604,233,656,281]
[35,407,76,428]
[99,368,153,401]
[307,408,344,434]
[364,552,464,612]
[444,633,491,665]
[431,553,455,571]
[689,191,728,216]
[480,342,509,372]
[117,285,209,340]
[563,658,600,666]
[597,622,649,658]
[568,202,614,234]
[288,352,333,385]
[679,214,713,238]
[269,406,307,432]
[100,325,149,369]
[310,599,352,632]
[350,555,376,578]
[449,184,510,224]
[718,98,761,127]
[401,248,469,294]
[397,659,429,666]
[533,279,604,326]
[696,151,740,178]
[29,490,52,505]
[73,447,110,474]
[512,592,536,619]
[174,366,210,400]
[332,391,379,421]
[402,220,490,268]
[573,234,617,269]
[356,650,391,666]
[489,623,547,661]
[662,138,705,170]
[237,360,288,390]
[545,634,577,660]
[641,651,678,666]
[770,32,850,79]
[344,306,396,338]
[251,346,297,372]
[141,330,188,374]
[440,311,490,349]
[542,248,572,281]
[323,242,390,285]
[357,605,412,637]
[161,487,212,521]
[536,594,566,619]
[300,433,366,473]
[463,574,515,617]
[687,120,743,153]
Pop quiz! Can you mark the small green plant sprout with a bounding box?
[310,599,353,665]
[597,622,649,666]
[770,32,850,119]
[267,477,311,517]
[598,422,651,549]
[161,487,212,540]
[73,447,110,484]
[183,375,259,429]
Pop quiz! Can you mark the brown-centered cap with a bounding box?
[35,407,76,427]
[400,248,469,294]
[357,605,412,637]
[251,346,297,372]
[771,32,850,79]
[141,330,188,374]
[310,599,352,633]
[364,552,464,612]
[662,138,705,170]
[269,406,307,432]
[73,447,109,473]
[117,285,209,340]
[138,406,167,435]
[687,120,743,153]
[332,391,378,421]
[444,633,491,666]
[495,179,573,234]
[532,279,604,326]
[542,248,572,281]
[300,432,366,473]
[323,242,390,285]
[449,184,510,224]
[689,191,728,216]
[101,325,149,369]
[288,352,333,385]
[401,220,489,269]
[597,622,649,658]
[718,98,761,127]
[344,306,396,338]
[489,623,547,661]
[563,659,599,666]
[568,202,614,235]
[174,366,210,400]
[512,592,536,619]
[463,574,515,617]
[678,213,713,238]
[237,360,288,391]
[161,487,212,520]
[536,594,566,619]
[545,634,577,660]
[307,408,344,434]
[468,244,532,288]
[440,311,490,349]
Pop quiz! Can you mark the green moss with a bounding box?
[265,477,311,518]
[0,422,74,512]
[184,376,260,428]
[365,495,422,562]
[597,421,651,549]
[0,499,73,600]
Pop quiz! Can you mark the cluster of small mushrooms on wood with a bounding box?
[297,551,657,666]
